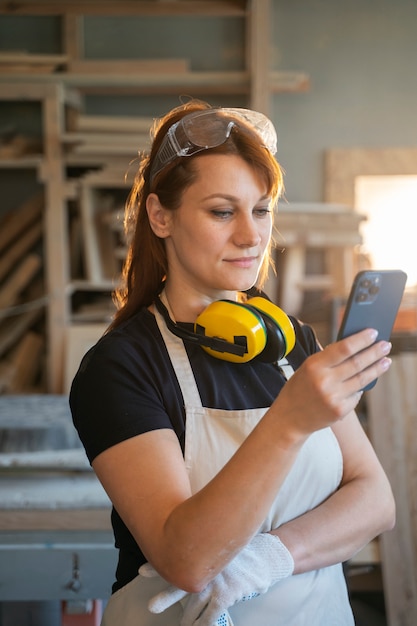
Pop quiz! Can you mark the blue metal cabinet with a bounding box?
[0,530,117,601]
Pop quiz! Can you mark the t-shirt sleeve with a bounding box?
[69,329,179,464]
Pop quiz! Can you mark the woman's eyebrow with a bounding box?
[201,193,238,201]
[201,193,270,202]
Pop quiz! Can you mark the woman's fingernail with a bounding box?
[381,341,392,355]
[381,357,392,370]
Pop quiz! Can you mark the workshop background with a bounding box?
[0,1,416,625]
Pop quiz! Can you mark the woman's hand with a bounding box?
[142,533,294,626]
[270,328,392,439]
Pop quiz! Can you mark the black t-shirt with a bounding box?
[70,305,318,592]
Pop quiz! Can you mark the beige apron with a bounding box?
[101,307,354,626]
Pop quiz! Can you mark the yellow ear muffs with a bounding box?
[195,300,267,363]
[246,297,296,362]
[195,297,295,364]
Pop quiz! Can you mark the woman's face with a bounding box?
[158,154,273,304]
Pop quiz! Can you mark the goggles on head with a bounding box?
[149,107,277,185]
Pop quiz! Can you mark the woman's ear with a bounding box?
[146,193,172,238]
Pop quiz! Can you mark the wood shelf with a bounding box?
[0,1,248,17]
[0,1,312,392]
[1,70,310,95]
[0,156,43,169]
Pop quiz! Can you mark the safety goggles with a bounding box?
[149,107,277,185]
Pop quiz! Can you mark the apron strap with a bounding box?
[154,300,203,409]
[277,357,295,380]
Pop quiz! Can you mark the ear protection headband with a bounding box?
[155,296,295,364]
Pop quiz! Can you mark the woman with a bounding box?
[70,99,395,625]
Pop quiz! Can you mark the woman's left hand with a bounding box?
[142,532,294,625]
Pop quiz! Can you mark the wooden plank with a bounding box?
[247,0,271,114]
[0,193,43,254]
[0,64,58,75]
[80,167,131,187]
[0,308,43,358]
[367,352,417,626]
[79,185,118,283]
[0,52,68,65]
[0,70,250,89]
[0,361,13,394]
[42,82,70,393]
[0,156,42,169]
[0,81,72,107]
[69,58,189,74]
[62,14,84,60]
[278,245,306,316]
[0,81,53,100]
[0,70,310,95]
[6,331,44,393]
[62,131,150,148]
[64,153,132,170]
[76,114,153,133]
[69,82,250,97]
[0,221,42,283]
[0,254,42,309]
[0,52,67,74]
[326,247,356,300]
[0,1,247,17]
[69,143,142,156]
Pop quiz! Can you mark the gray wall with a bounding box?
[272,0,417,202]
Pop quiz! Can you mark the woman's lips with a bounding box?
[225,256,258,268]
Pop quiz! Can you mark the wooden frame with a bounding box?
[324,147,417,206]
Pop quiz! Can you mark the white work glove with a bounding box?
[139,533,294,626]
[139,563,232,626]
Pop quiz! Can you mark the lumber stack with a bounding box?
[0,193,46,393]
[0,114,141,394]
[0,112,155,393]
[0,184,126,394]
[63,114,150,320]
[64,113,153,159]
[63,114,147,319]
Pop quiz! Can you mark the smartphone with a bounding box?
[337,269,407,390]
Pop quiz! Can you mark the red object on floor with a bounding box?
[61,600,102,626]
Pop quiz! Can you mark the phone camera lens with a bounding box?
[355,291,368,302]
